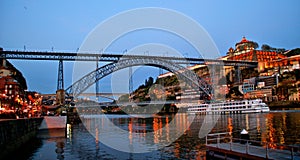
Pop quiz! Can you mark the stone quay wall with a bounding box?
[0,118,43,159]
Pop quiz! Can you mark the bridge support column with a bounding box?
[234,66,241,84]
[57,59,64,90]
[208,64,227,100]
[96,55,100,101]
[129,67,133,102]
[56,60,65,105]
[210,65,216,96]
[56,89,65,106]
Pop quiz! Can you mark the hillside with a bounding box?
[284,48,300,57]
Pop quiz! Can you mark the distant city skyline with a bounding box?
[0,1,299,94]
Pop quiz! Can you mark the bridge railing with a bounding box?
[205,132,232,146]
[206,132,300,159]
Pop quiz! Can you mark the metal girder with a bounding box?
[65,57,212,98]
[0,51,120,62]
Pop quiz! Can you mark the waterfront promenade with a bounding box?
[205,132,300,159]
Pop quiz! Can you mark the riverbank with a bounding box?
[267,101,300,109]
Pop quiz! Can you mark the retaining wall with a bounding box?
[0,118,43,159]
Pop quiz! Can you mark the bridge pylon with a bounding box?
[96,55,100,101]
[234,66,242,84]
[129,66,133,102]
[56,59,65,105]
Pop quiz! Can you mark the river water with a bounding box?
[9,110,300,160]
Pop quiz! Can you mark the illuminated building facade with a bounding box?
[226,37,300,101]
[0,59,27,111]
[226,36,286,72]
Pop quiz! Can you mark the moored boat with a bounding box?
[39,116,67,130]
[38,116,67,138]
[186,99,269,114]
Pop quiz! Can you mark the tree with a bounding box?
[253,42,259,49]
[261,44,271,51]
[285,48,300,57]
[145,77,154,87]
[147,77,154,87]
[261,44,286,53]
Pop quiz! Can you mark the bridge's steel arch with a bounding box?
[65,57,212,98]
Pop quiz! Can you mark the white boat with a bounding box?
[38,116,67,138]
[186,99,270,114]
[39,116,67,130]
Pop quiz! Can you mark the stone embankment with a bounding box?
[268,101,300,108]
[0,118,43,159]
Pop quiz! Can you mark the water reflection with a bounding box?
[55,139,65,160]
[205,112,300,148]
[77,112,300,158]
[81,113,194,153]
[12,111,300,160]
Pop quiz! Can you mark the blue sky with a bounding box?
[0,0,299,95]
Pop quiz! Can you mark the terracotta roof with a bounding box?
[240,36,248,43]
[235,36,254,46]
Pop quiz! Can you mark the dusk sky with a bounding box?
[0,0,299,95]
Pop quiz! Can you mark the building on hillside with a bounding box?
[157,37,299,101]
[241,75,278,101]
[225,37,300,101]
[257,75,278,88]
[226,37,286,73]
[266,55,300,75]
[241,78,255,93]
[244,88,273,101]
[158,64,228,101]
[0,59,27,112]
[288,82,300,101]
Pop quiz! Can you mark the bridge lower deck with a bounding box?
[206,142,300,160]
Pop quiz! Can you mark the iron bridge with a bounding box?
[0,49,257,100]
